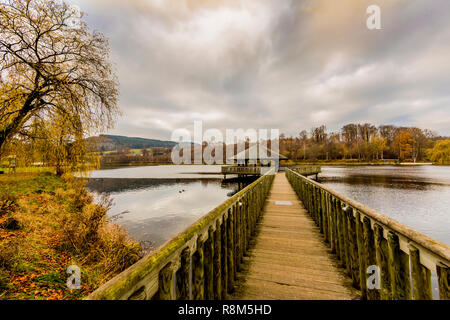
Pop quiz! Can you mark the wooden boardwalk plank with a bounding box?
[231,172,359,300]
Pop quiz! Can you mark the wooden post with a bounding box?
[234,202,241,273]
[328,194,335,253]
[317,189,323,233]
[315,188,320,225]
[363,216,379,300]
[213,220,222,300]
[356,211,367,298]
[312,186,317,223]
[156,262,174,300]
[227,208,235,293]
[176,247,190,300]
[347,208,360,289]
[342,205,351,276]
[249,193,255,236]
[239,197,248,261]
[408,244,432,300]
[243,196,248,255]
[204,227,214,300]
[221,215,228,298]
[337,200,346,267]
[322,191,329,243]
[192,237,205,300]
[387,232,411,300]
[306,184,310,213]
[374,224,391,300]
[437,265,449,300]
[331,197,338,256]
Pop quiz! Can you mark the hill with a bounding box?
[92,135,177,152]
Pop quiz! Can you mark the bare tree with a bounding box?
[0,0,119,151]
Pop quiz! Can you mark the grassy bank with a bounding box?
[99,160,405,168]
[0,167,55,174]
[285,159,401,166]
[0,172,142,300]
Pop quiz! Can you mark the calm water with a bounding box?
[88,165,450,248]
[87,164,448,299]
[319,166,450,245]
[86,166,252,248]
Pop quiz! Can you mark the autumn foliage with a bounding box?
[0,173,142,300]
[0,0,119,175]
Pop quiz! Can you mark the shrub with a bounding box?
[60,193,142,285]
[0,239,19,269]
[0,269,11,297]
[61,175,93,212]
[0,192,17,216]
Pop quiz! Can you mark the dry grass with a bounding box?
[0,172,142,300]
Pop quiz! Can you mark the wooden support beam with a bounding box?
[227,208,235,293]
[347,208,360,289]
[213,221,222,300]
[204,227,214,300]
[387,232,411,300]
[409,244,433,300]
[356,211,367,298]
[363,216,379,300]
[192,238,205,300]
[156,262,174,300]
[221,216,228,298]
[437,265,449,300]
[176,247,190,300]
[374,224,391,300]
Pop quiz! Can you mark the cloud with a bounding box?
[69,0,450,138]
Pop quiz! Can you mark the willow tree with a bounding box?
[429,139,450,165]
[0,0,119,155]
[31,111,101,175]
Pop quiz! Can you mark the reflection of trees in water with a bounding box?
[86,178,215,193]
[320,175,448,191]
[86,177,257,195]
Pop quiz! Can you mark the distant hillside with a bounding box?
[92,135,177,152]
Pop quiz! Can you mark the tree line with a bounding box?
[96,124,450,166]
[278,124,449,163]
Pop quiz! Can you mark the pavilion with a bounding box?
[221,145,288,179]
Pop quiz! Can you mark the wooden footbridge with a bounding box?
[87,166,450,301]
[231,172,358,300]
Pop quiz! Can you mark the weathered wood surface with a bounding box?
[286,168,450,300]
[232,173,359,300]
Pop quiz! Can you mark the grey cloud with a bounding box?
[70,0,450,139]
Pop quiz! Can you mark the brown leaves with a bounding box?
[0,172,141,300]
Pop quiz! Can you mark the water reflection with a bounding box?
[86,171,256,248]
[320,166,450,245]
[90,165,224,179]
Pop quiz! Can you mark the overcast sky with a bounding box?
[69,0,450,139]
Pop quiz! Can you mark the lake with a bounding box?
[86,164,448,299]
[319,165,450,245]
[87,165,450,250]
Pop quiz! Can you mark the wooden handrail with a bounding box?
[221,166,263,175]
[86,169,276,300]
[286,168,450,300]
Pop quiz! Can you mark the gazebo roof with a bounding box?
[228,144,288,161]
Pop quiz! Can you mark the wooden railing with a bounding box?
[292,165,322,177]
[286,168,450,300]
[221,166,263,175]
[86,169,276,300]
